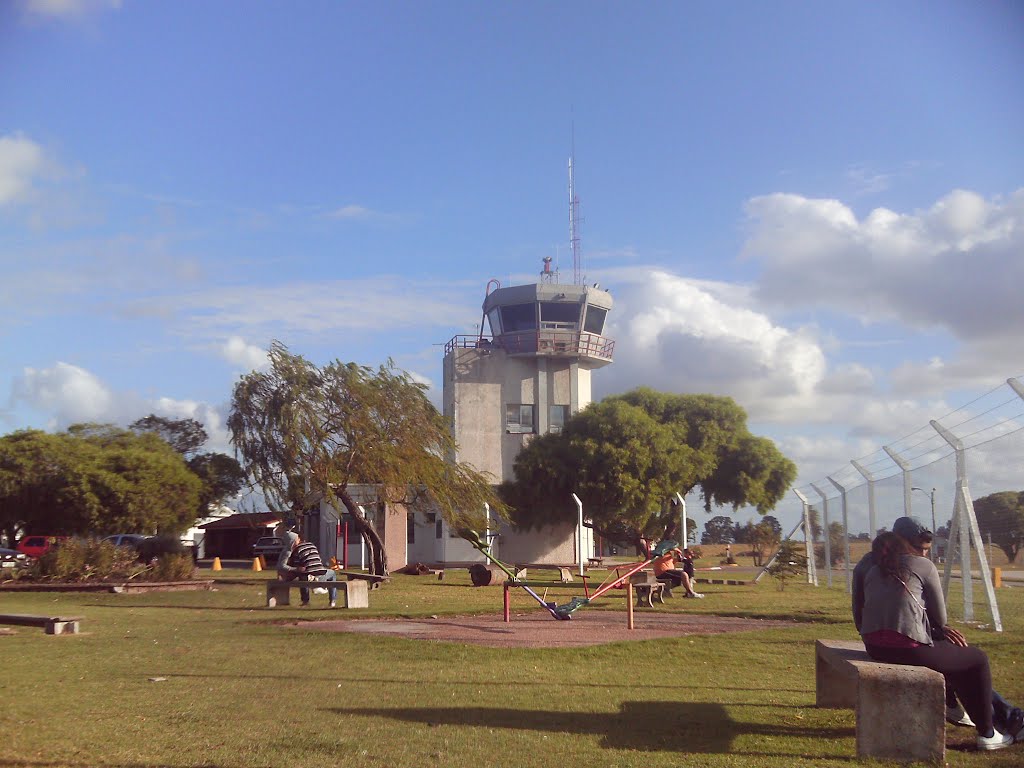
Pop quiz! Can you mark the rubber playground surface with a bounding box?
[290,610,794,648]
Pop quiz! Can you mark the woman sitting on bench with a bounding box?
[853,521,1022,752]
[653,547,703,599]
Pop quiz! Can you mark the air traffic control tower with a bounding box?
[440,261,614,563]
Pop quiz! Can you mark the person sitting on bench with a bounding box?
[853,522,1023,751]
[278,530,338,608]
[653,547,703,599]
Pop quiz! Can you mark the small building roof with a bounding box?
[198,512,281,530]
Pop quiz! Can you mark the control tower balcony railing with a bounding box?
[444,332,615,362]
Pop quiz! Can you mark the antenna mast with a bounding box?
[568,129,582,285]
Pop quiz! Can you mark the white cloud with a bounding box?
[23,0,121,20]
[221,337,268,371]
[11,362,115,426]
[743,188,1024,345]
[0,134,46,206]
[595,268,828,421]
[9,362,232,452]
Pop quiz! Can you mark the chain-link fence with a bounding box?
[783,376,1024,632]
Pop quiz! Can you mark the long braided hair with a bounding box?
[872,531,912,580]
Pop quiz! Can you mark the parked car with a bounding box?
[0,547,29,569]
[101,534,151,549]
[16,535,67,558]
[252,536,286,563]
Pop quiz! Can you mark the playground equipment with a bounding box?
[461,529,677,620]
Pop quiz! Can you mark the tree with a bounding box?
[973,491,1024,563]
[130,415,208,457]
[766,539,808,591]
[228,342,504,576]
[0,426,202,545]
[805,506,822,542]
[502,388,796,551]
[702,515,737,544]
[743,519,782,567]
[131,414,245,517]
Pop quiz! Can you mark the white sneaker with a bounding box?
[977,729,1013,751]
[691,593,705,599]
[313,587,328,595]
[946,703,975,727]
[329,600,337,609]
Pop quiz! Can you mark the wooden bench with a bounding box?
[333,570,388,590]
[0,613,82,635]
[816,639,944,764]
[265,579,368,608]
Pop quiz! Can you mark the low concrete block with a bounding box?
[340,579,368,608]
[816,639,945,764]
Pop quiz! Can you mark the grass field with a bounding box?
[2,567,1022,768]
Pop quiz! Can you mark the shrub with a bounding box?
[28,539,143,582]
[148,553,196,581]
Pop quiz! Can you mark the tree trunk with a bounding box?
[337,488,390,577]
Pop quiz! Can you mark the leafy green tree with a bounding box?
[973,491,1024,563]
[129,415,208,457]
[805,506,822,542]
[741,519,782,566]
[502,388,796,551]
[227,342,505,576]
[0,426,201,545]
[131,415,246,517]
[702,515,737,544]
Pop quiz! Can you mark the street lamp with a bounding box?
[911,486,937,561]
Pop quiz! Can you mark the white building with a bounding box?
[407,271,615,566]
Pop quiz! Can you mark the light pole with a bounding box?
[911,486,937,561]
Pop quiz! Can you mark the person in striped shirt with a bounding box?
[279,532,338,608]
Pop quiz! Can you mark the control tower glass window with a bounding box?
[583,305,607,334]
[486,309,502,336]
[499,303,536,333]
[505,404,534,434]
[539,302,580,327]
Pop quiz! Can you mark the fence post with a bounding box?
[810,483,832,588]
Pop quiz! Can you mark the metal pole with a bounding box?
[851,460,877,539]
[883,445,913,518]
[793,489,818,585]
[827,476,852,593]
[675,492,687,546]
[811,483,832,588]
[573,493,584,577]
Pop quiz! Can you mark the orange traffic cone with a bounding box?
[212,557,222,571]
[252,557,262,572]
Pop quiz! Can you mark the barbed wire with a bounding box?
[796,377,1024,500]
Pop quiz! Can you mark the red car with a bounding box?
[16,535,67,558]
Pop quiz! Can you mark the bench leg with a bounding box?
[340,580,369,609]
[45,620,79,635]
[266,584,291,607]
[855,665,945,764]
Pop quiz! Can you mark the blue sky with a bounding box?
[3,1,1024,535]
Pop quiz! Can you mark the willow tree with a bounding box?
[502,388,796,551]
[227,342,504,575]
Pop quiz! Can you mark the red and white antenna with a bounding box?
[568,128,582,285]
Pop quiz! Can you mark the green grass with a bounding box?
[1,569,1022,767]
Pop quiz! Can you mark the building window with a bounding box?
[539,302,580,327]
[499,303,536,332]
[549,405,569,433]
[583,305,607,334]
[506,404,535,434]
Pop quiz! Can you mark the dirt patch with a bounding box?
[288,610,794,648]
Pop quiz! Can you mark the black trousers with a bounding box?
[865,639,993,735]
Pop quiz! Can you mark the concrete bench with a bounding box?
[629,571,665,607]
[265,579,368,608]
[0,613,82,635]
[815,639,945,764]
